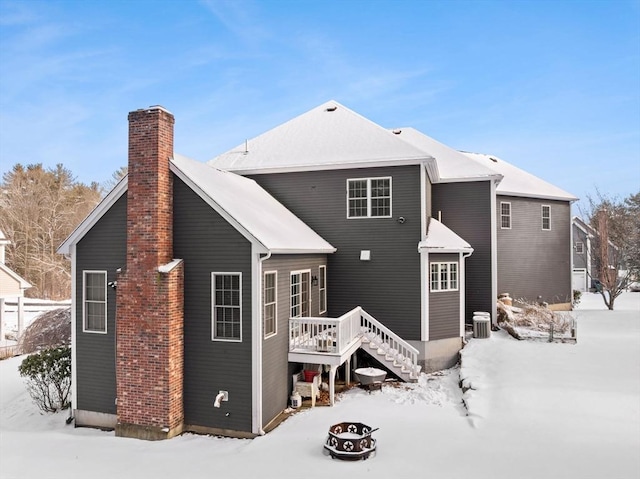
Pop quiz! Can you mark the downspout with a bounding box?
[69,245,78,418]
[460,250,473,340]
[489,180,498,327]
[420,165,429,342]
[252,249,271,436]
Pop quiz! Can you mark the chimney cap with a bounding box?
[133,105,173,115]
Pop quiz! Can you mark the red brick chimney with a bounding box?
[115,106,184,440]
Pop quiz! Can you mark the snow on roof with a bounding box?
[391,127,502,183]
[209,100,432,173]
[463,152,578,202]
[171,154,335,254]
[418,218,473,253]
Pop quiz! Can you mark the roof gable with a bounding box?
[59,156,335,256]
[171,154,335,254]
[419,218,473,253]
[209,100,432,173]
[463,152,578,202]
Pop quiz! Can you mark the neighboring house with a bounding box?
[572,216,595,292]
[572,216,621,292]
[60,101,576,441]
[0,230,32,341]
[462,153,578,305]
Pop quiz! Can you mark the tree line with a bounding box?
[0,164,103,300]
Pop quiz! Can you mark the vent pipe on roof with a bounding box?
[244,139,248,155]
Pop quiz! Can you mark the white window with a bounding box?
[500,202,511,229]
[347,177,392,218]
[575,242,584,254]
[430,262,458,292]
[263,271,277,338]
[542,205,551,230]
[83,271,107,333]
[212,273,242,341]
[318,265,327,314]
[290,271,310,318]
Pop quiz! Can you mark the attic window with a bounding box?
[392,129,402,135]
[325,106,337,112]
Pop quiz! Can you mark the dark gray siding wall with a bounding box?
[431,181,493,322]
[173,177,253,433]
[497,196,572,304]
[573,224,589,269]
[428,253,461,340]
[75,194,127,414]
[261,254,327,427]
[250,165,422,340]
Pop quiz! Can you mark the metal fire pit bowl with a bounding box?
[324,422,378,461]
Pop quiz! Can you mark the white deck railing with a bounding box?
[289,308,361,354]
[289,307,419,371]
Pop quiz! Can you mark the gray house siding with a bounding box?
[497,195,572,304]
[261,254,327,427]
[573,223,590,270]
[431,181,493,322]
[428,253,461,340]
[75,194,127,414]
[250,165,422,340]
[173,177,253,433]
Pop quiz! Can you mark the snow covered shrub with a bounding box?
[572,290,582,306]
[497,300,575,341]
[18,346,71,412]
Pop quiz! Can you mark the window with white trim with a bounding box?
[430,262,458,292]
[290,271,310,318]
[212,273,242,341]
[347,177,391,218]
[575,242,584,254]
[319,265,327,314]
[500,202,511,229]
[542,205,551,230]
[263,271,277,338]
[83,271,107,333]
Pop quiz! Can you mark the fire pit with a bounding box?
[324,422,377,460]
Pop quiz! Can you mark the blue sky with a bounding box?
[1,0,638,213]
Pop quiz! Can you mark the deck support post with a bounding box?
[329,365,338,406]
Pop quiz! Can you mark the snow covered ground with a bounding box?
[1,292,638,479]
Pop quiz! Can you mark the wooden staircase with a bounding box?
[359,309,422,382]
[289,307,422,383]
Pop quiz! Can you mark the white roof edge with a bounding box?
[169,161,270,253]
[498,191,579,202]
[57,176,129,255]
[222,156,434,175]
[0,262,32,289]
[434,174,503,184]
[418,244,475,254]
[268,247,337,255]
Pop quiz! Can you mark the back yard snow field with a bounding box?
[1,292,638,479]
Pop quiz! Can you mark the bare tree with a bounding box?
[0,163,101,299]
[582,190,639,310]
